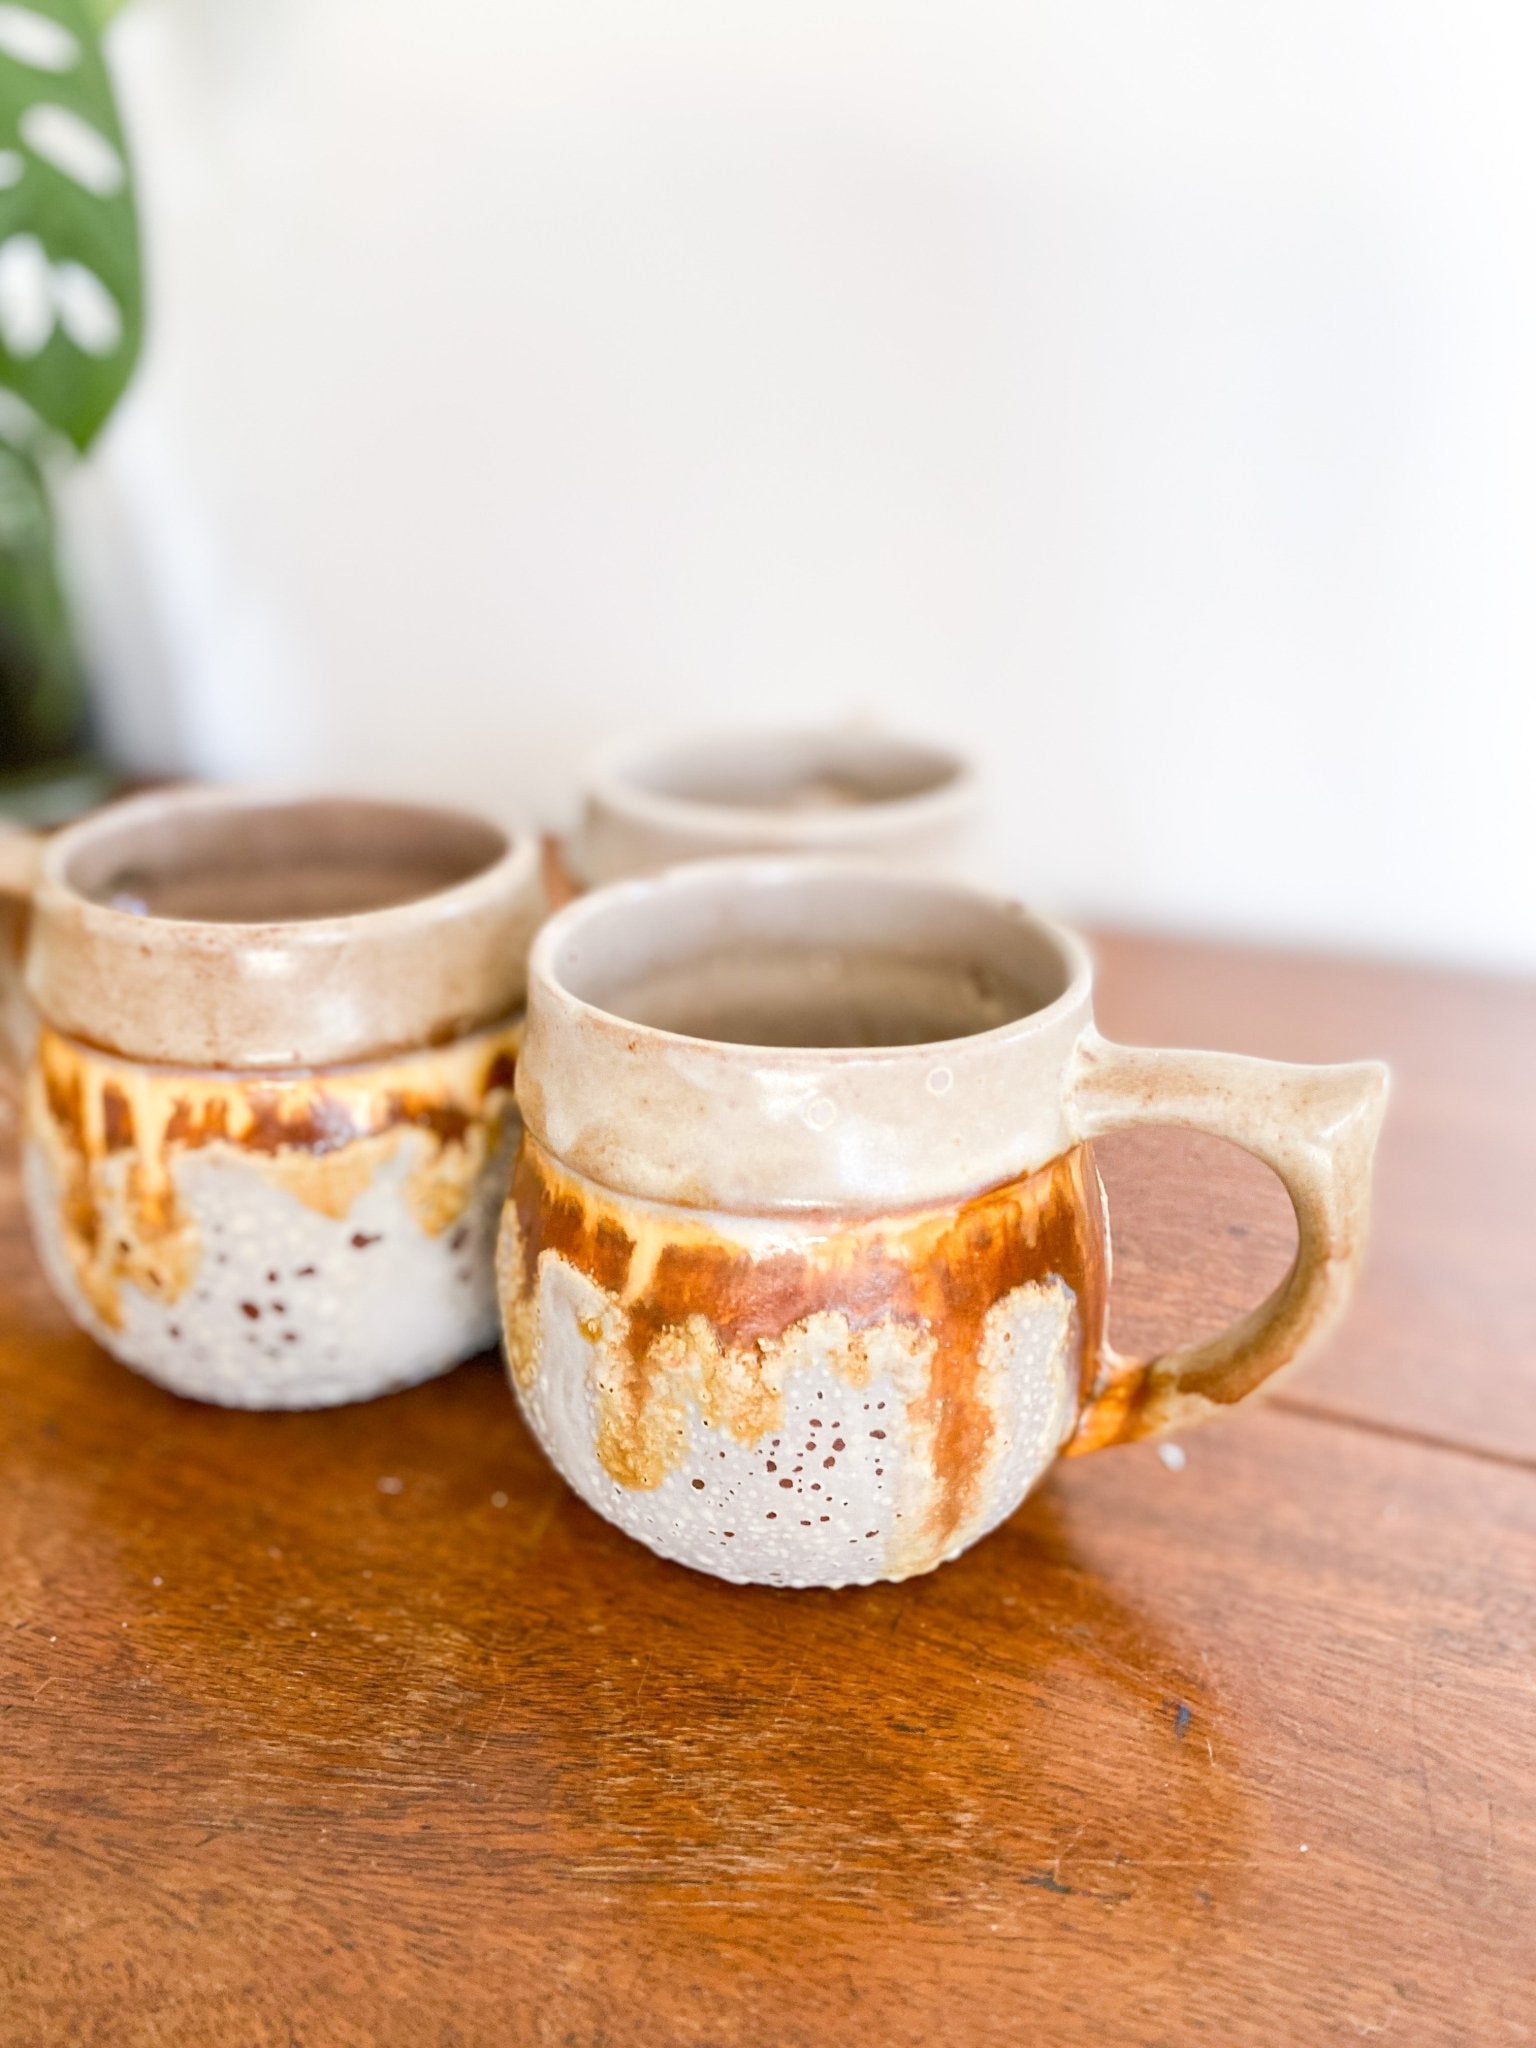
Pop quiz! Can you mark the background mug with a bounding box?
[500,858,1388,1587]
[0,787,543,1409]
[571,724,981,887]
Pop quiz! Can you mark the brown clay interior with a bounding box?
[551,867,1074,1048]
[65,797,509,925]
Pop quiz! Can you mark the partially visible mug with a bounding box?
[0,787,544,1409]
[499,859,1388,1588]
[572,725,981,886]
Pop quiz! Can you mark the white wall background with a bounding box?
[65,0,1536,969]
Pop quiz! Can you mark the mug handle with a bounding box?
[0,823,43,1085]
[1062,1028,1389,1452]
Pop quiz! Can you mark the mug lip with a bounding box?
[585,724,980,847]
[34,783,540,947]
[529,854,1094,1064]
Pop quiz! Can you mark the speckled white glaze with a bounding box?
[23,1021,522,1409]
[503,858,1389,1587]
[506,1181,1081,1588]
[25,1115,511,1408]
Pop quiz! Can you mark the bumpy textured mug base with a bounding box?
[513,1251,1080,1588]
[24,1025,519,1410]
[498,1139,1098,1588]
[24,1138,508,1409]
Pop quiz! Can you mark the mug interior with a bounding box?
[611,729,968,819]
[63,796,510,925]
[547,863,1077,1050]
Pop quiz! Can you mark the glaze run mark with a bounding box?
[506,1138,1105,1557]
[28,1026,522,1329]
[484,1049,519,1094]
[101,1082,133,1153]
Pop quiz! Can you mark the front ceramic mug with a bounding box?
[0,788,543,1409]
[499,859,1388,1588]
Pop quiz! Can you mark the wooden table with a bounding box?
[2,933,1533,2047]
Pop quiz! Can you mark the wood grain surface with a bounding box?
[2,930,1533,2048]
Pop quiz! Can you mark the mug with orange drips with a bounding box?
[0,786,542,1408]
[499,857,1388,1588]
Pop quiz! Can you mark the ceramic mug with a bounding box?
[499,858,1388,1588]
[571,725,981,887]
[0,787,544,1409]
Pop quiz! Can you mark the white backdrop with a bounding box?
[64,0,1536,969]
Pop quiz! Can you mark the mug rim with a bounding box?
[25,784,544,1069]
[529,854,1094,1064]
[585,725,980,847]
[36,783,537,943]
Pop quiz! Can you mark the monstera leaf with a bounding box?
[0,0,141,451]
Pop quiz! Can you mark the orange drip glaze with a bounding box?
[28,1027,522,1329]
[509,1139,1107,1555]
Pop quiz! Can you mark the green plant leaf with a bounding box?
[0,0,141,451]
[0,433,91,769]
